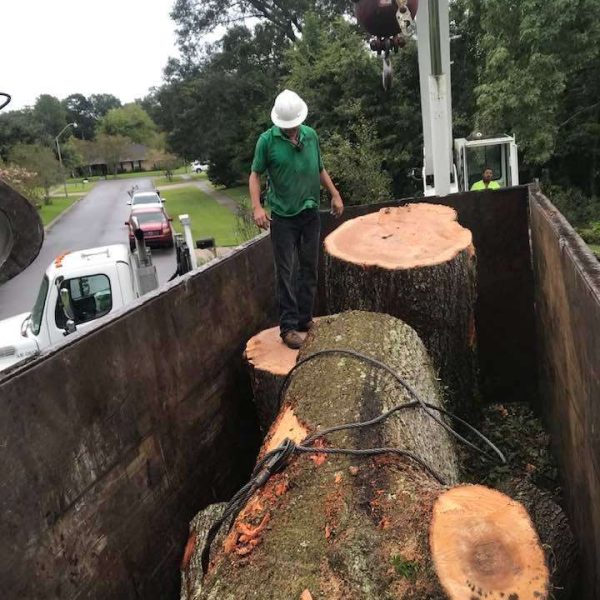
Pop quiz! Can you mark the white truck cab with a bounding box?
[0,244,158,372]
[454,134,519,192]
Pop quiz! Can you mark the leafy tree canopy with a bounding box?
[62,93,96,140]
[98,103,158,146]
[33,94,68,144]
[8,143,63,203]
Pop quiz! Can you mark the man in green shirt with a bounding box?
[249,89,344,349]
[471,167,501,191]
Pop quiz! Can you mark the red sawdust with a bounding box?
[308,438,327,466]
[181,530,197,571]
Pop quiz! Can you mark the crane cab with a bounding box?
[454,135,519,192]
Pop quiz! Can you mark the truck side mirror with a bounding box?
[64,319,77,336]
[59,287,77,335]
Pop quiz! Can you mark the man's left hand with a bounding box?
[331,192,344,218]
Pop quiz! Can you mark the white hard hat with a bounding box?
[271,89,308,129]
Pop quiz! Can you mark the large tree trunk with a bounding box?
[324,204,477,412]
[182,312,550,600]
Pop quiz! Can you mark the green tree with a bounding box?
[72,138,104,177]
[8,144,62,204]
[0,108,43,160]
[322,112,392,205]
[285,14,422,196]
[89,93,122,120]
[61,139,84,175]
[98,103,157,145]
[474,0,600,168]
[146,148,181,180]
[33,94,68,144]
[95,134,131,176]
[156,23,286,186]
[171,0,352,54]
[62,93,96,140]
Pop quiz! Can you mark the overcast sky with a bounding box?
[1,0,181,111]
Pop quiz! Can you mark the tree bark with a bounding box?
[183,311,551,600]
[324,204,477,413]
[244,326,306,433]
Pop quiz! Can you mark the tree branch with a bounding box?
[559,102,600,129]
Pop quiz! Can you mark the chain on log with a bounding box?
[181,312,552,600]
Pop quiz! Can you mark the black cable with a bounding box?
[200,348,507,574]
[0,93,11,112]
[281,349,506,463]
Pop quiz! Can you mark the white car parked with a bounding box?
[191,161,209,173]
[127,191,164,208]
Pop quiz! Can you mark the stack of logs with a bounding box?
[181,205,576,600]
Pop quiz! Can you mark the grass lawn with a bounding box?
[38,196,77,226]
[51,180,96,195]
[153,172,207,187]
[222,185,250,205]
[161,185,242,246]
[66,166,190,184]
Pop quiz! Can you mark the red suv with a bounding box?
[126,207,174,250]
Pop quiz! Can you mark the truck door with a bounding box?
[48,273,114,345]
[508,141,520,186]
[116,260,136,303]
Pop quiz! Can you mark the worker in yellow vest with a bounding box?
[471,167,501,191]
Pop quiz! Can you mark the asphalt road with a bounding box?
[0,178,176,321]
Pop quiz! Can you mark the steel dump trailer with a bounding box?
[0,185,598,599]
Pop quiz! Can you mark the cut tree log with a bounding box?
[431,485,548,600]
[244,326,307,433]
[324,204,477,412]
[182,311,552,600]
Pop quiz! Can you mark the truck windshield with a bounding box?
[30,275,49,335]
[133,195,159,205]
[466,145,502,189]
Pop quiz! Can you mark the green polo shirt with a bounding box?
[251,125,324,217]
[471,179,501,191]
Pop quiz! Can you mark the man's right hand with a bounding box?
[253,206,272,230]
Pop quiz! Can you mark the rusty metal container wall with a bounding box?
[0,235,275,599]
[530,188,600,598]
[1,187,578,598]
[317,186,538,405]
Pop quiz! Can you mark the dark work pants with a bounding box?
[270,208,321,335]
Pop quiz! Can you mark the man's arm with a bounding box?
[249,134,271,230]
[249,171,271,229]
[320,169,344,217]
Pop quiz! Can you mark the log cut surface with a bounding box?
[324,204,472,269]
[245,326,305,377]
[324,205,477,412]
[430,485,548,600]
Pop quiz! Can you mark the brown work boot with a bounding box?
[282,330,304,350]
[298,320,315,333]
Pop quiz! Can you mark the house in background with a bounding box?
[79,144,171,176]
